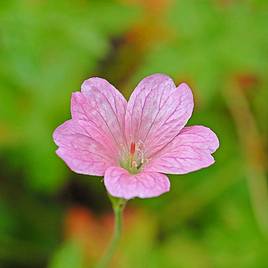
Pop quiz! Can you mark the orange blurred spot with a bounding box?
[235,73,259,90]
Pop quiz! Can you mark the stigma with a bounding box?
[130,142,136,155]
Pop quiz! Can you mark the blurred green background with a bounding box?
[1,0,268,267]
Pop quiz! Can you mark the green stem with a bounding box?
[96,196,126,268]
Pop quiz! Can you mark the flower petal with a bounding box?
[146,126,219,174]
[53,120,116,176]
[104,166,170,199]
[125,74,194,157]
[71,77,127,156]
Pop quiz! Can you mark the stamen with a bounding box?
[121,141,147,173]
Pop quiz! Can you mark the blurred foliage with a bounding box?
[1,0,268,267]
[0,0,138,192]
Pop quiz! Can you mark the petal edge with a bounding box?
[146,125,219,174]
[104,166,170,199]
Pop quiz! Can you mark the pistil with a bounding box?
[130,142,136,168]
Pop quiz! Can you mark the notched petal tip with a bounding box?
[125,74,195,158]
[206,128,220,153]
[52,120,72,147]
[177,82,194,106]
[81,77,108,92]
[141,73,174,81]
[181,125,220,153]
[177,82,191,88]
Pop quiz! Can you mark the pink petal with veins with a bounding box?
[104,166,170,199]
[72,77,127,152]
[146,126,219,174]
[53,120,114,175]
[125,74,194,158]
[54,77,127,175]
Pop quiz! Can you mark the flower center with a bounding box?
[120,141,147,174]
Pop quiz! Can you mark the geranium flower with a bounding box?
[53,74,219,199]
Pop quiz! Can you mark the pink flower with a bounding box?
[53,74,219,199]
